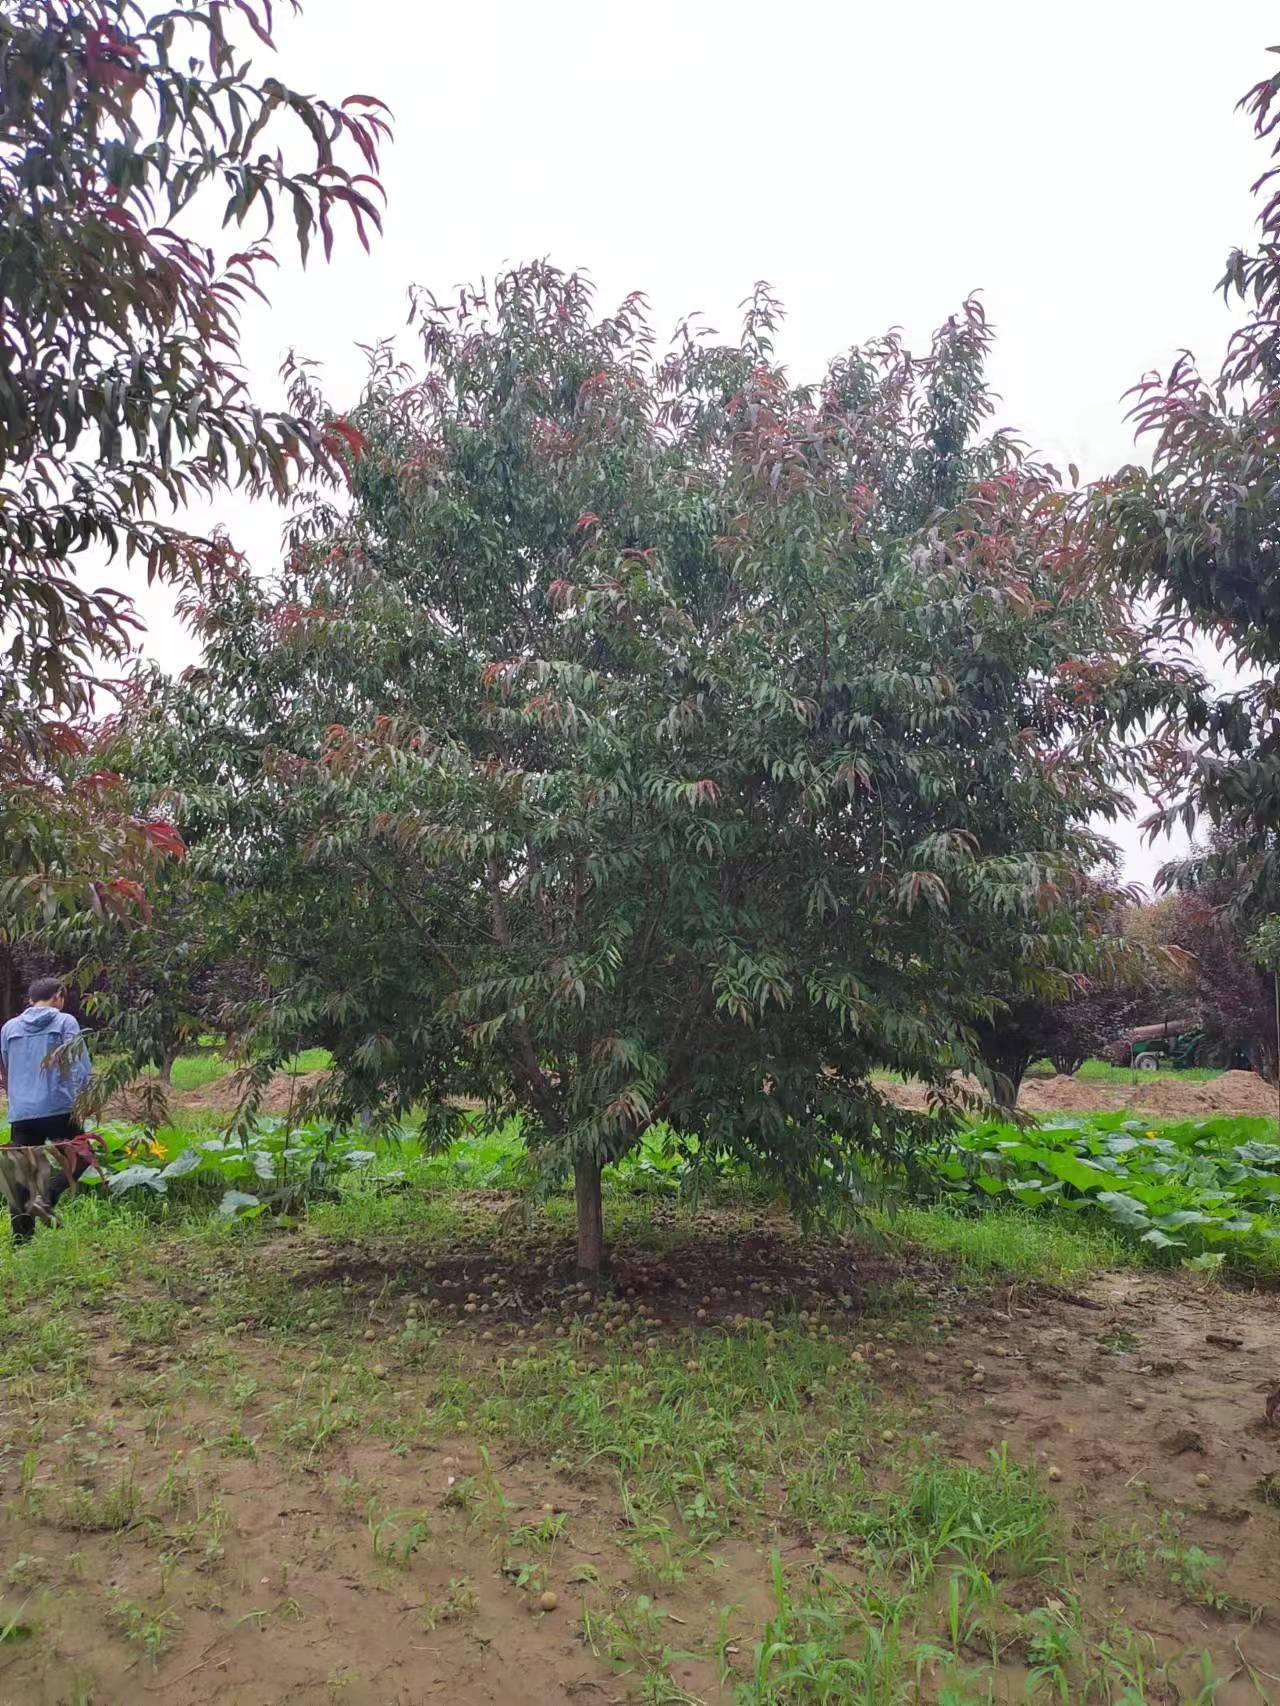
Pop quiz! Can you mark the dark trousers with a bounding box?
[6,1112,80,1241]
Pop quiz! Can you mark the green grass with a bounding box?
[112,1045,334,1096]
[879,1056,1227,1091]
[167,1051,230,1092]
[875,1203,1135,1284]
[1066,1058,1224,1085]
[0,1141,1250,1704]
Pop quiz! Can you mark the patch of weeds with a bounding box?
[866,1445,1059,1582]
[419,1576,479,1631]
[107,1593,179,1662]
[742,1553,947,1705]
[942,1564,1003,1665]
[622,1533,690,1587]
[1156,1542,1237,1613]
[366,1501,430,1567]
[209,1425,258,1459]
[155,1460,200,1518]
[1090,1519,1152,1582]
[164,1495,229,1572]
[330,1473,364,1516]
[501,1551,548,1598]
[0,1201,148,1307]
[0,1314,88,1386]
[440,1474,477,1513]
[875,1203,1133,1284]
[5,1553,48,1589]
[58,1468,143,1534]
[273,1371,361,1458]
[581,1589,671,1670]
[0,1604,34,1644]
[1022,1598,1084,1703]
[117,1295,187,1349]
[1098,1328,1141,1354]
[508,1509,567,1551]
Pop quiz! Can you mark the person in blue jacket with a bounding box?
[0,977,92,1239]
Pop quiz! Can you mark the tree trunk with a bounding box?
[574,1157,605,1279]
[159,1050,177,1086]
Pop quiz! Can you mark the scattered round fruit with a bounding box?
[1195,1471,1211,1488]
[1047,1465,1062,1482]
[539,1590,558,1612]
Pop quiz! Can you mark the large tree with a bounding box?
[0,0,387,928]
[144,266,1162,1273]
[1100,53,1280,908]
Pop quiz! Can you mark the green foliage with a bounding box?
[1098,57,1280,907]
[1248,914,1280,972]
[0,0,387,928]
[81,1117,380,1218]
[934,1112,1280,1269]
[132,264,1163,1269]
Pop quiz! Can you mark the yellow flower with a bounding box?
[147,1140,166,1159]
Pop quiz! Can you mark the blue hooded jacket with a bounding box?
[1,1006,91,1121]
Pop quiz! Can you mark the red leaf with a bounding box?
[323,418,366,461]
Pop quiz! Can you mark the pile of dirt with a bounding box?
[171,1066,330,1117]
[880,1067,1278,1120]
[1131,1067,1278,1118]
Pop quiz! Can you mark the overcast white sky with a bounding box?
[132,0,1277,888]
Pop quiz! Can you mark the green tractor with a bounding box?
[1120,1018,1250,1071]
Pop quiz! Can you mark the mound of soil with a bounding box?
[1131,1067,1277,1118]
[170,1066,331,1118]
[881,1067,1278,1120]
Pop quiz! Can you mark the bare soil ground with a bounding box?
[884,1068,1276,1120]
[6,1065,1274,1127]
[1,1208,1277,1705]
[166,1067,331,1119]
[160,1064,1280,1123]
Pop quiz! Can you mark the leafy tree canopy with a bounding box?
[0,0,387,928]
[1100,54,1280,907]
[136,264,1165,1272]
